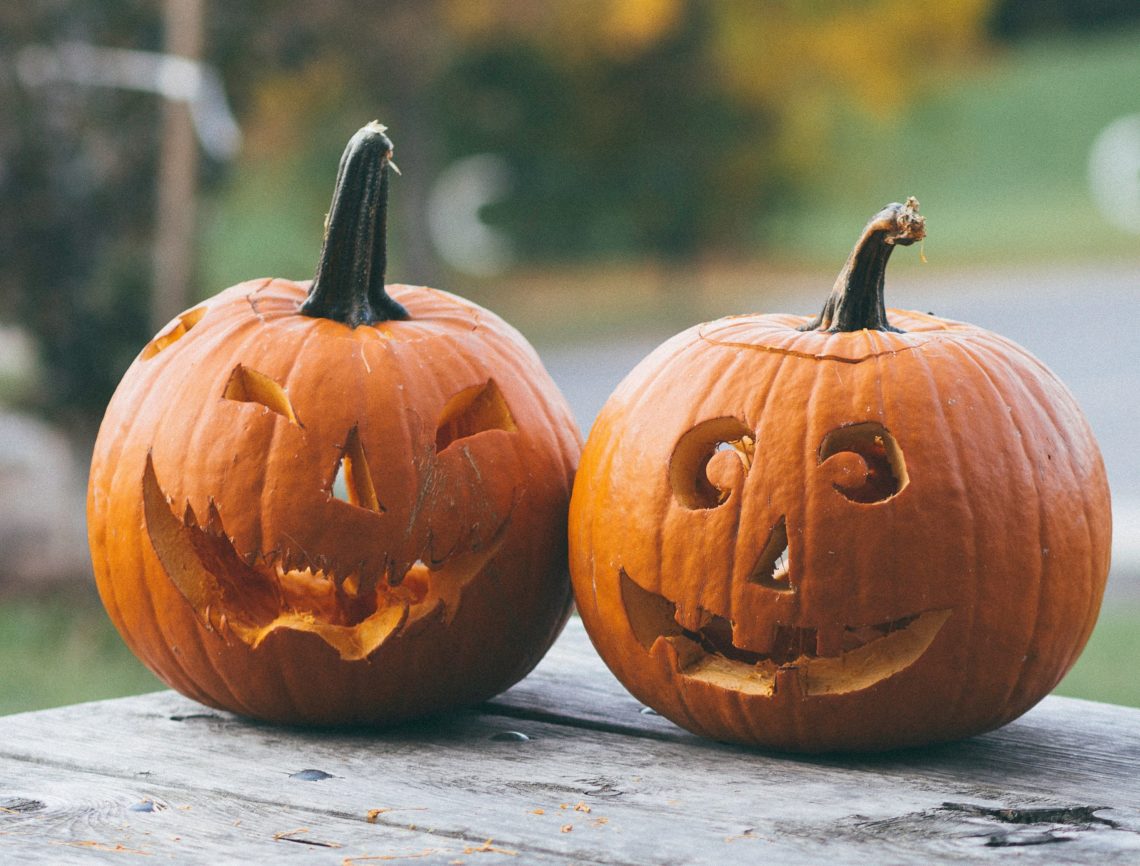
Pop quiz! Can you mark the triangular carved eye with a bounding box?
[141,306,207,359]
[435,380,516,452]
[331,426,384,513]
[223,364,301,426]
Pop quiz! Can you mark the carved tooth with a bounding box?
[770,623,817,663]
[387,559,408,587]
[205,501,226,536]
[729,620,775,657]
[354,568,381,597]
[774,664,805,699]
[341,573,361,597]
[387,558,430,589]
[662,634,707,669]
[309,554,325,576]
[814,620,846,658]
[284,550,307,575]
[672,603,712,633]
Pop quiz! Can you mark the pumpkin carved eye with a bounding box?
[223,364,301,426]
[818,421,908,504]
[141,306,207,359]
[670,417,754,509]
[435,379,516,451]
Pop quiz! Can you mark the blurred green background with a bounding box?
[1,0,1138,716]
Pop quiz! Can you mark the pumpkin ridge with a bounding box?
[959,336,1105,725]
[904,338,980,729]
[255,319,326,563]
[954,340,1046,712]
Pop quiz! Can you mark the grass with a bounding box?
[1054,601,1140,708]
[765,28,1140,268]
[0,591,161,717]
[0,593,1136,717]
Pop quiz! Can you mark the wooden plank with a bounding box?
[1,620,1139,863]
[0,760,543,865]
[5,696,1140,864]
[492,620,1140,806]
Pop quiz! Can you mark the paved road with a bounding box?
[536,261,1139,593]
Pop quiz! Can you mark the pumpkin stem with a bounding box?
[300,122,410,326]
[800,197,925,334]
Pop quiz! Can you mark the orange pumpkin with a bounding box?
[569,199,1111,752]
[88,124,581,724]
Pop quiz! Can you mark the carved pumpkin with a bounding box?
[569,199,1111,752]
[88,124,581,725]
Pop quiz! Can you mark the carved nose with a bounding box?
[330,426,384,513]
[746,516,792,592]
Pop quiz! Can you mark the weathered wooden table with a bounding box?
[2,618,1139,864]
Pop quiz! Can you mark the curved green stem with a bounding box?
[300,122,410,326]
[800,197,925,334]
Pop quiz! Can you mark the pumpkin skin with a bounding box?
[88,125,581,725]
[569,200,1111,752]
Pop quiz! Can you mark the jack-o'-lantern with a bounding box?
[88,124,581,725]
[569,199,1111,752]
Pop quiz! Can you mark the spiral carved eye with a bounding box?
[818,421,908,504]
[670,417,754,510]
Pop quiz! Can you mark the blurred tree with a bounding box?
[990,0,1140,40]
[220,0,461,283]
[2,0,997,432]
[0,1,160,436]
[433,0,996,261]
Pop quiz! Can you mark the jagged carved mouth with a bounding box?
[142,455,505,661]
[620,570,950,697]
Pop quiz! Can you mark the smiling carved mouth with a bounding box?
[142,455,502,660]
[620,570,950,697]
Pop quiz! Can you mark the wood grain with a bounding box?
[1,619,1138,864]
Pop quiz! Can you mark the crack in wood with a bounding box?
[942,802,1118,827]
[0,798,46,814]
[574,777,625,799]
[273,827,343,848]
[982,829,1075,847]
[480,701,684,745]
[168,713,228,723]
[288,769,336,781]
[941,802,1121,849]
[841,800,1130,852]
